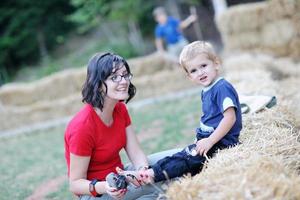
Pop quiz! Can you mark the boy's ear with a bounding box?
[214,59,221,70]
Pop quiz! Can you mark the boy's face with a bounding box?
[185,54,219,87]
[155,13,167,24]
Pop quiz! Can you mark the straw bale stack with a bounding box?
[166,106,300,200]
[0,94,82,131]
[216,0,300,59]
[0,69,86,107]
[0,53,178,132]
[129,52,176,77]
[0,53,174,107]
[0,68,192,131]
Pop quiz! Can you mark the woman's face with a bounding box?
[103,65,131,101]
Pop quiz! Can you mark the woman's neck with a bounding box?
[95,99,118,126]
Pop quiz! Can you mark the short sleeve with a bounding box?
[118,102,131,127]
[216,84,239,113]
[68,122,94,156]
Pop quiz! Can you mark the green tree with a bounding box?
[0,0,75,84]
[69,0,155,55]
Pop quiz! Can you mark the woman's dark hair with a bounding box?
[82,52,136,110]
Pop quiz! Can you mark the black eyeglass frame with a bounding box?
[110,73,133,83]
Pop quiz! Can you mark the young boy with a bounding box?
[153,6,197,57]
[116,41,242,184]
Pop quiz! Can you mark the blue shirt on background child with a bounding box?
[155,16,184,45]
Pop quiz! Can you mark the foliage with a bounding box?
[0,0,75,85]
[68,0,110,34]
[69,0,154,34]
[0,0,205,85]
[13,38,138,82]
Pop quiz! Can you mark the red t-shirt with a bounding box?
[64,102,131,181]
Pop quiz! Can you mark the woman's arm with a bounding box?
[124,125,149,169]
[69,153,106,196]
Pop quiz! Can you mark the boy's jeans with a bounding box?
[151,143,225,182]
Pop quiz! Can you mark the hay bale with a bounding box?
[0,53,179,131]
[0,94,82,131]
[261,19,295,55]
[216,0,300,59]
[133,68,193,100]
[216,2,267,33]
[0,53,174,107]
[0,68,86,106]
[166,108,300,200]
[129,52,175,77]
[265,0,300,20]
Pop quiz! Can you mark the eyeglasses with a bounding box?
[110,73,133,83]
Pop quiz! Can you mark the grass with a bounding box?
[0,93,201,200]
[0,127,66,200]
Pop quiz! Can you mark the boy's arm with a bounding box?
[155,38,165,52]
[196,107,236,156]
[179,14,197,29]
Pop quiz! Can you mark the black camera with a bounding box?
[106,172,128,190]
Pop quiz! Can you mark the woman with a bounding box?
[64,53,165,200]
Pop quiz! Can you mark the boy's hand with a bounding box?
[196,138,214,156]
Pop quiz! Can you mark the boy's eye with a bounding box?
[201,64,207,68]
[190,69,197,73]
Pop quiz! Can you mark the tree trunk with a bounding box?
[127,20,145,55]
[212,0,228,17]
[190,6,203,40]
[37,28,50,66]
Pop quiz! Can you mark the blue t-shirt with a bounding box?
[196,78,242,146]
[155,16,183,45]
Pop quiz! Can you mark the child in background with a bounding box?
[153,6,197,57]
[116,41,242,184]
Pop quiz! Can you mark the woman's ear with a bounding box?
[100,84,107,95]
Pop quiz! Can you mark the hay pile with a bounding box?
[216,0,300,60]
[0,53,193,132]
[166,108,300,199]
[165,52,300,199]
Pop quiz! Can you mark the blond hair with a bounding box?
[179,41,219,72]
[152,7,166,17]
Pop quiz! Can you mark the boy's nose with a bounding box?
[197,69,204,76]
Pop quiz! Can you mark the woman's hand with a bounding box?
[105,182,127,200]
[196,138,214,156]
[138,169,153,185]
